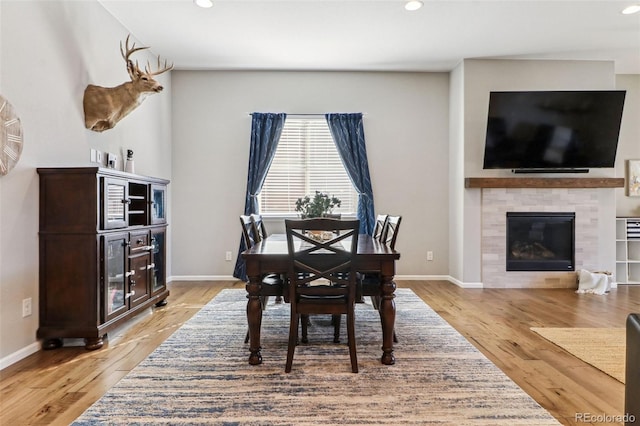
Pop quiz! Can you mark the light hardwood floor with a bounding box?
[1,280,638,425]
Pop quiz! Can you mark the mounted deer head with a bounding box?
[83,35,173,132]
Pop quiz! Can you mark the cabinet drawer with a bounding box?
[130,232,151,252]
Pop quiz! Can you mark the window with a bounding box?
[259,118,358,215]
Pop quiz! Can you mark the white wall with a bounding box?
[448,64,467,285]
[615,75,640,217]
[462,59,617,179]
[170,71,451,279]
[0,1,172,366]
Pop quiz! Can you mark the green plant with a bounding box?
[294,191,341,218]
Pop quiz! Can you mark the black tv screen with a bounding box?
[482,90,626,171]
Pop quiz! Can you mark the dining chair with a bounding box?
[249,213,268,242]
[355,213,388,303]
[381,215,402,249]
[372,214,388,241]
[250,213,284,303]
[284,218,360,373]
[239,215,285,343]
[240,214,258,249]
[360,215,402,342]
[335,213,388,342]
[355,213,389,301]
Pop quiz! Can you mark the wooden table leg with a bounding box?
[379,276,396,365]
[246,276,263,365]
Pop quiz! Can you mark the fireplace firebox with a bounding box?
[506,212,575,271]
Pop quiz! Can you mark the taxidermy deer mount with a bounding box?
[83,35,173,132]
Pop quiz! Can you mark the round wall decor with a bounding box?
[0,95,24,176]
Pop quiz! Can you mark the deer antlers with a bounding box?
[145,56,174,76]
[120,34,173,78]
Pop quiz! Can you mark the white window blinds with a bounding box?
[259,118,358,215]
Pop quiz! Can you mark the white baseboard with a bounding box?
[0,341,40,371]
[398,275,483,288]
[446,275,484,288]
[394,275,450,281]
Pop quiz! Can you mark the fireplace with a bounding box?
[506,212,575,272]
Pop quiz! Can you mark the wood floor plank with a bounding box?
[1,280,638,425]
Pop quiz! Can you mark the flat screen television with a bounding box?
[482,90,626,172]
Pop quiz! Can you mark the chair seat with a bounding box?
[360,274,380,293]
[259,274,285,297]
[298,294,348,304]
[262,273,283,285]
[357,273,382,301]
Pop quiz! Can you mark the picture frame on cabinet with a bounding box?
[628,160,640,197]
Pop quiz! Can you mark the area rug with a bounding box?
[73,289,559,425]
[531,327,626,383]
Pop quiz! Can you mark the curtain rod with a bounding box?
[248,113,367,117]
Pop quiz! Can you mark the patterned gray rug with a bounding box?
[73,288,559,425]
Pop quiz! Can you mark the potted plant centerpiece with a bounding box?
[294,191,341,240]
[295,191,341,218]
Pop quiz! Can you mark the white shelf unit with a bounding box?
[616,217,640,284]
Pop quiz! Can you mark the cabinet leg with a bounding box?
[84,337,104,350]
[155,298,168,307]
[42,338,63,350]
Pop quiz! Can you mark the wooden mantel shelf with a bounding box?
[465,177,625,189]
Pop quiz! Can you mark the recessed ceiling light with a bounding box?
[405,0,423,11]
[194,0,213,8]
[622,4,640,14]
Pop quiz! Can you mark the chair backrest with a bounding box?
[285,218,360,300]
[323,213,342,220]
[323,213,342,234]
[240,215,257,249]
[250,213,268,242]
[381,215,402,250]
[372,214,388,241]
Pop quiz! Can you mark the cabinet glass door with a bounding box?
[128,253,151,308]
[150,228,166,294]
[102,177,128,229]
[150,184,167,225]
[104,233,128,321]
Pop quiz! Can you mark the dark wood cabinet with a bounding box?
[37,167,170,350]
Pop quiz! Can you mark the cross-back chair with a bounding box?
[381,215,402,249]
[360,214,402,342]
[372,214,388,241]
[240,214,258,249]
[284,218,360,373]
[239,214,285,343]
[250,213,268,242]
[250,213,284,306]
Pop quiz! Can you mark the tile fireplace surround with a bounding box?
[466,178,624,289]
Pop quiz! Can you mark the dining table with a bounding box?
[241,233,401,366]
